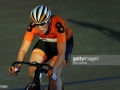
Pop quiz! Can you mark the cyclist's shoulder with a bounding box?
[51,15,65,22]
[27,22,36,32]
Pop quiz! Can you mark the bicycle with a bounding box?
[10,61,53,90]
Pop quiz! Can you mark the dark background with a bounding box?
[0,0,120,90]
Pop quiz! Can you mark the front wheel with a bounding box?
[24,83,45,90]
[24,83,36,90]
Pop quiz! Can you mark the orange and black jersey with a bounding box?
[24,15,72,43]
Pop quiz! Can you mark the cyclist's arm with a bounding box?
[52,18,67,72]
[17,39,31,67]
[17,23,35,65]
[52,42,66,73]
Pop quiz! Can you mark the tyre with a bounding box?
[24,83,36,90]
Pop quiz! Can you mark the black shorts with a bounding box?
[32,36,74,63]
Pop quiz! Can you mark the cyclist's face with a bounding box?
[35,22,49,34]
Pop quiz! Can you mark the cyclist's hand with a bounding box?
[47,70,57,80]
[9,66,20,76]
[51,73,57,80]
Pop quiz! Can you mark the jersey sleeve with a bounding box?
[24,31,34,42]
[56,27,66,43]
[55,18,67,43]
[24,22,36,42]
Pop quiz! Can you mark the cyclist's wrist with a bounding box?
[16,64,21,68]
[16,60,24,67]
[51,67,56,73]
[16,62,22,68]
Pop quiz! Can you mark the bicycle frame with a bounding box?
[11,61,52,90]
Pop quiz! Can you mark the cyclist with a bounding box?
[9,5,74,90]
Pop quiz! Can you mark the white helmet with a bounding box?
[30,5,51,23]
